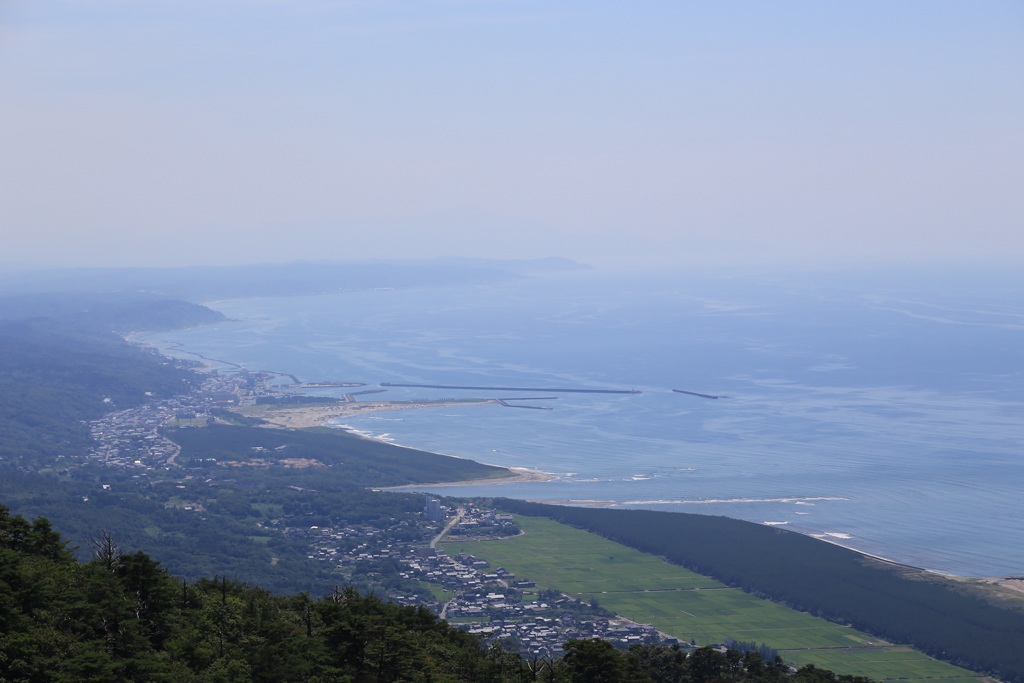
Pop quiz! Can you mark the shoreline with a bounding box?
[225,402,1014,583]
[383,467,556,489]
[236,398,500,429]
[235,402,1019,585]
[234,402,556,487]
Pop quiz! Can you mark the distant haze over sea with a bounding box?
[140,266,1024,577]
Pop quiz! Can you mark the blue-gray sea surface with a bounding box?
[140,267,1024,577]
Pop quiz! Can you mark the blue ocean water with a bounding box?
[140,267,1024,577]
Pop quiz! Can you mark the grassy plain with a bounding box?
[446,516,980,682]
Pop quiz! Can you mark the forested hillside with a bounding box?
[494,501,1024,683]
[0,320,199,467]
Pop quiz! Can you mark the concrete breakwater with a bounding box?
[380,382,641,395]
[496,399,553,410]
[672,388,724,400]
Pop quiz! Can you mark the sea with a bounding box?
[137,265,1024,578]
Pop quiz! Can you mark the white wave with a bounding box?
[617,496,848,506]
[763,521,789,526]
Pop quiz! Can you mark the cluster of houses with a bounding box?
[398,546,667,655]
[290,501,670,657]
[86,370,260,470]
[88,401,180,469]
[290,523,398,562]
[448,510,519,536]
[463,616,664,657]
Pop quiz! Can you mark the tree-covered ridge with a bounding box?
[0,292,226,332]
[0,505,874,683]
[0,317,200,467]
[0,292,220,469]
[494,501,1024,683]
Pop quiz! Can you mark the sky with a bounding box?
[1,1,1022,270]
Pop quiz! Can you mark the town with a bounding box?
[81,367,674,656]
[296,499,672,657]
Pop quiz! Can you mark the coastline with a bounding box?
[383,467,556,489]
[223,402,1018,583]
[233,401,556,486]
[230,396,1023,588]
[236,398,501,429]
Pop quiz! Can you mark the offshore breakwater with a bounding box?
[380,382,641,395]
[672,389,726,399]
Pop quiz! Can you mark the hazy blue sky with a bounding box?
[1,1,1021,269]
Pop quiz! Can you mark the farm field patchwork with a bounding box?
[446,515,980,682]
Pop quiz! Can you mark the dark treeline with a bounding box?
[494,501,1024,683]
[0,505,873,683]
[722,640,779,664]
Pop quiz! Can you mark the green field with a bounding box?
[446,516,980,682]
[420,581,458,604]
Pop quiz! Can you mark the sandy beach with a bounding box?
[236,398,500,429]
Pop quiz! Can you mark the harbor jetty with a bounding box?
[672,389,725,400]
[496,400,553,410]
[380,382,641,395]
[495,396,558,410]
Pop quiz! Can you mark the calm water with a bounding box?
[140,267,1024,577]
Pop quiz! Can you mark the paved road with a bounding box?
[430,508,464,549]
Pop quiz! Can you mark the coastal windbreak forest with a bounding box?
[494,501,1024,681]
[0,267,1021,682]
